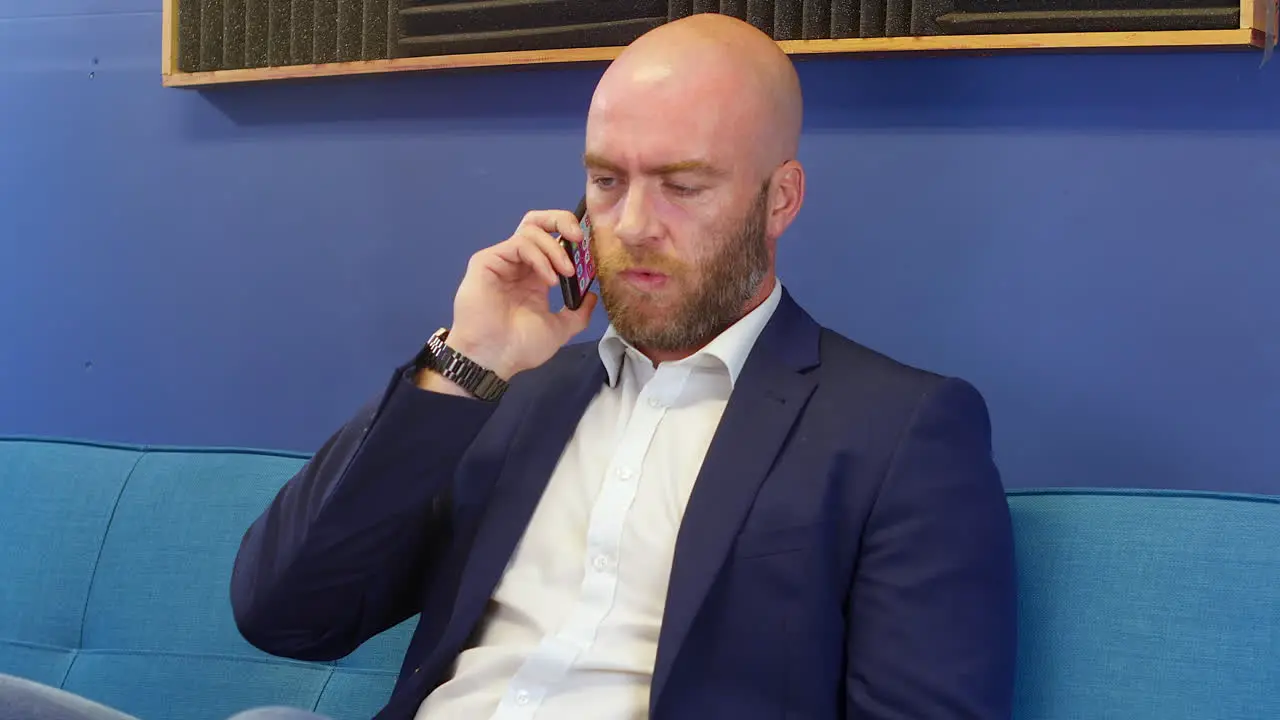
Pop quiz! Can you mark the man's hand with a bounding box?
[418,209,599,396]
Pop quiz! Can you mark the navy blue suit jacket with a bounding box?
[230,290,1017,719]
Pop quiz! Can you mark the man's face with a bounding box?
[583,72,775,355]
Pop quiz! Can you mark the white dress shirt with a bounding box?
[416,279,783,720]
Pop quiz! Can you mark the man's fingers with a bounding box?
[514,225,576,278]
[479,236,558,286]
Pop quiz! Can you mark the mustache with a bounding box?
[595,241,689,276]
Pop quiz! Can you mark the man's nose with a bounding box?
[613,186,658,247]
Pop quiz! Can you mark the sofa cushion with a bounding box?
[0,438,416,720]
[0,440,137,685]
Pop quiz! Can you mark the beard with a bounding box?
[596,184,772,354]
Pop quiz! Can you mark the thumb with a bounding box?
[557,291,598,338]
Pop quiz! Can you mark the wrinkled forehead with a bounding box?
[585,61,764,176]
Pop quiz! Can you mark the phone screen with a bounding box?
[559,195,596,311]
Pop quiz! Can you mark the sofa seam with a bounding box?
[311,665,339,713]
[58,647,80,689]
[75,451,143,652]
[0,640,397,674]
[0,435,311,460]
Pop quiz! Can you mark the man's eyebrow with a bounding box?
[583,153,726,177]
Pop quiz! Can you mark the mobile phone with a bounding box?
[558,195,596,311]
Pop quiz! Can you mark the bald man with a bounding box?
[226,12,1017,720]
[0,12,1015,720]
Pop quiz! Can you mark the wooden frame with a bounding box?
[161,1,1270,88]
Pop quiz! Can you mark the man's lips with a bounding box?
[619,268,670,290]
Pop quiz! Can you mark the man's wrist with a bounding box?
[441,332,515,381]
[411,328,511,401]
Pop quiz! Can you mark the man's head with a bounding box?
[583,13,805,362]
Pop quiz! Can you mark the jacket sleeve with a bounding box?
[845,377,1018,719]
[230,365,503,662]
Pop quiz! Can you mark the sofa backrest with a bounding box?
[0,438,416,720]
[1007,488,1280,719]
[3,437,1279,719]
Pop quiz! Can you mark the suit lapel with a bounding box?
[437,346,606,654]
[651,291,822,707]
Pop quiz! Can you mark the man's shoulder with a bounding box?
[807,324,991,423]
[814,326,947,394]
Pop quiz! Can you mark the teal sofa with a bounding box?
[2,436,1278,719]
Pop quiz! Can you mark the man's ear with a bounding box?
[767,159,805,239]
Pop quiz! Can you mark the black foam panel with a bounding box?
[910,0,950,35]
[935,6,1238,32]
[269,0,292,66]
[746,0,774,33]
[223,0,246,68]
[802,0,832,38]
[292,0,314,64]
[400,0,666,37]
[720,0,747,19]
[830,0,859,37]
[245,0,270,66]
[886,0,910,34]
[174,0,1243,73]
[178,0,202,71]
[774,0,803,39]
[397,0,667,57]
[312,0,337,63]
[337,0,362,61]
[398,18,665,56]
[859,0,886,36]
[362,0,388,60]
[199,0,224,70]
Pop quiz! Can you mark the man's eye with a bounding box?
[592,176,617,190]
[666,183,700,197]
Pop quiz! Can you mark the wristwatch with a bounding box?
[412,328,509,402]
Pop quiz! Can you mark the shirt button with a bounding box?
[515,690,530,706]
[617,467,633,481]
[647,396,664,408]
[592,555,608,572]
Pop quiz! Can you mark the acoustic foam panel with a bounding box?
[831,0,859,36]
[223,0,247,67]
[396,0,666,58]
[268,0,292,66]
[178,0,202,70]
[245,0,270,66]
[199,0,224,70]
[802,0,832,38]
[292,0,314,64]
[886,0,911,34]
[170,0,1241,73]
[860,0,886,36]
[362,0,389,60]
[747,0,774,33]
[312,0,337,63]
[775,0,803,38]
[720,0,747,18]
[935,6,1239,33]
[337,0,362,61]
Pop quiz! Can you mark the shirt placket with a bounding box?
[488,362,693,720]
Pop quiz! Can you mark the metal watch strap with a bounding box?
[417,328,508,402]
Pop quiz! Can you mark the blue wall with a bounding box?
[2,4,1278,493]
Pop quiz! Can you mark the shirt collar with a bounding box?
[597,278,783,388]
